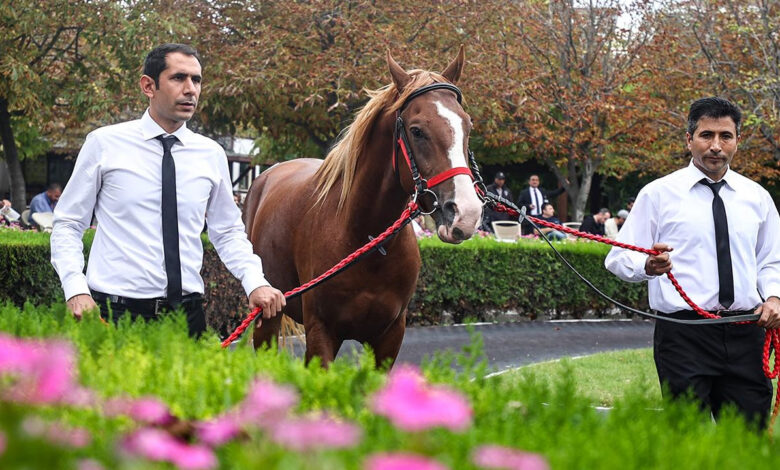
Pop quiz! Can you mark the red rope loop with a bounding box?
[221,203,420,348]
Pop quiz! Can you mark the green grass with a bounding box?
[508,349,661,407]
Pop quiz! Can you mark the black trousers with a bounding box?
[93,291,206,338]
[654,310,772,429]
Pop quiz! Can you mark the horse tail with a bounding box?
[278,315,305,350]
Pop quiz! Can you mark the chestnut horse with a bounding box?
[243,48,482,367]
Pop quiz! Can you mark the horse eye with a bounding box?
[410,127,423,138]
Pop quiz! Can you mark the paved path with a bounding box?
[333,320,655,371]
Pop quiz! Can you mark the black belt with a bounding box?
[91,290,202,315]
[655,309,761,324]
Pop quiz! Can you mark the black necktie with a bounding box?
[156,135,182,305]
[700,179,734,308]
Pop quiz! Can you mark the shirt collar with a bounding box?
[140,109,195,146]
[684,159,736,191]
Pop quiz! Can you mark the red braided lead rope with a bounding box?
[493,201,780,432]
[220,202,420,348]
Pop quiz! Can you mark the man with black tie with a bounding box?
[516,174,566,234]
[51,44,286,337]
[605,97,780,429]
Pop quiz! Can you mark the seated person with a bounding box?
[538,203,566,241]
[29,183,62,218]
[604,209,629,240]
[579,208,611,236]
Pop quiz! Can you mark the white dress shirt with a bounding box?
[605,161,780,313]
[51,110,269,300]
[530,187,543,215]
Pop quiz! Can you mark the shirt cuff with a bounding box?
[241,273,271,297]
[629,251,656,282]
[759,282,780,302]
[62,274,91,301]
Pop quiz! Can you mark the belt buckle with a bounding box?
[154,299,165,316]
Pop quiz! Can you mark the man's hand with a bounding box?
[756,297,780,329]
[66,294,98,319]
[249,286,286,319]
[645,243,673,276]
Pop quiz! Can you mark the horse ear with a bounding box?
[387,50,412,92]
[441,44,465,84]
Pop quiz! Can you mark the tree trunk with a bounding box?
[0,99,25,210]
[570,158,596,222]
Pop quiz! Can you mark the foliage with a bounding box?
[0,304,778,469]
[0,228,648,330]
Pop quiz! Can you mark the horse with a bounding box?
[243,47,483,368]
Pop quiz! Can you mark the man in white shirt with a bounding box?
[605,97,780,428]
[604,209,628,240]
[51,43,285,337]
[517,174,566,235]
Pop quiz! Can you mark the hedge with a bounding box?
[0,228,648,330]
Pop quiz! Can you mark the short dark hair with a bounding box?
[143,43,201,88]
[687,97,741,136]
[598,207,610,215]
[541,202,554,211]
[47,183,62,192]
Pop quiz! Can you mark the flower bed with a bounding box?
[0,303,776,469]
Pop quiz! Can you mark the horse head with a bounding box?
[388,47,483,244]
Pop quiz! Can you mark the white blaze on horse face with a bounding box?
[434,100,483,239]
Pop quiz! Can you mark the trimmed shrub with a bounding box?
[1,229,648,328]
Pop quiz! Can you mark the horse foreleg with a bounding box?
[252,314,283,350]
[367,309,406,370]
[304,316,342,368]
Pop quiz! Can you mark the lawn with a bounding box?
[507,349,661,407]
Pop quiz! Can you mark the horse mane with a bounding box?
[313,70,450,209]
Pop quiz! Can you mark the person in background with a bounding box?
[626,196,635,212]
[483,171,513,232]
[579,208,611,236]
[605,97,780,429]
[538,202,566,241]
[517,174,566,234]
[29,183,62,218]
[604,209,629,240]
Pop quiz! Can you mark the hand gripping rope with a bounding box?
[484,192,780,433]
[220,202,421,348]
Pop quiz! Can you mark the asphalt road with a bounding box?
[330,319,655,372]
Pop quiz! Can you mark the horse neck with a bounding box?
[343,110,410,236]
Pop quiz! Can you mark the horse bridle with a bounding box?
[392,83,488,215]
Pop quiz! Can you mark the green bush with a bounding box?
[0,303,776,470]
[1,228,648,328]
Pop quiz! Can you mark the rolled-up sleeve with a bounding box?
[51,134,102,300]
[206,150,270,296]
[604,188,657,282]
[756,191,780,300]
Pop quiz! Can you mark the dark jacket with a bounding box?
[579,215,604,236]
[516,185,566,215]
[483,183,514,226]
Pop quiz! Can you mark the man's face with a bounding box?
[687,116,740,181]
[47,189,61,202]
[494,177,505,188]
[598,212,611,223]
[143,52,202,132]
[542,204,554,217]
[529,176,540,188]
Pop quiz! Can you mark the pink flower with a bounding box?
[77,459,105,470]
[238,379,298,426]
[0,335,79,404]
[196,416,242,447]
[370,366,472,432]
[104,396,174,425]
[122,428,217,470]
[269,414,361,451]
[0,431,5,456]
[472,445,550,470]
[364,453,449,470]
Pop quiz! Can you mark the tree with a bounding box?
[0,0,192,209]
[491,0,676,220]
